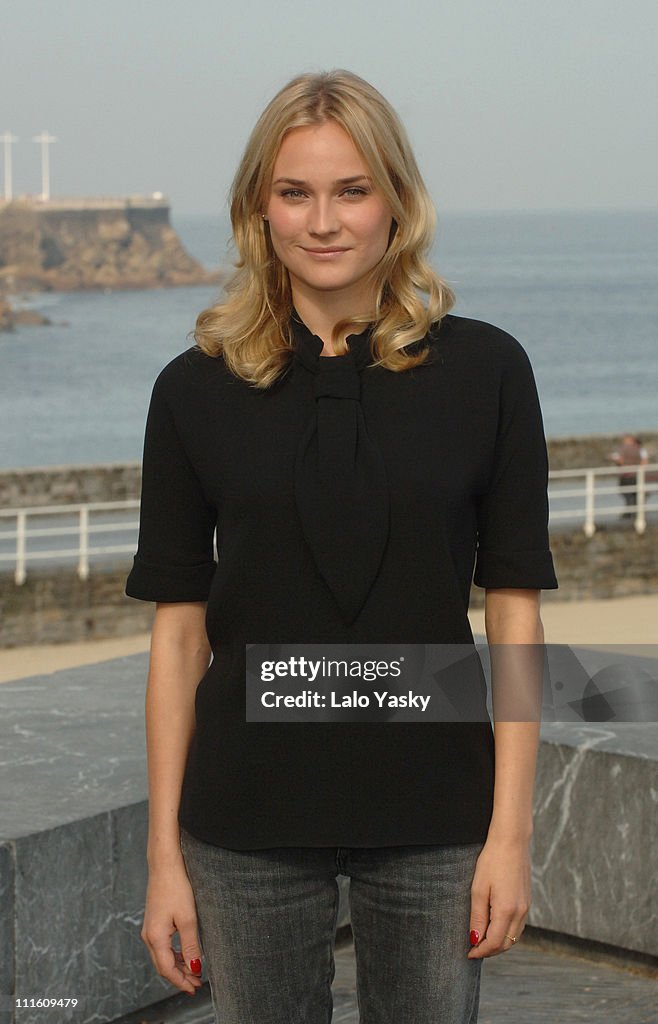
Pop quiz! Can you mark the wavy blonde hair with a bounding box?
[194,69,455,388]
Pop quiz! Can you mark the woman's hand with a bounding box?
[141,859,205,995]
[466,836,531,959]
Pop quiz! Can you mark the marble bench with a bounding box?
[0,652,655,1024]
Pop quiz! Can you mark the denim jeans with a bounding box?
[180,827,484,1024]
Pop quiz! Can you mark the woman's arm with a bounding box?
[140,601,211,995]
[467,587,543,959]
[145,601,212,866]
[484,587,543,843]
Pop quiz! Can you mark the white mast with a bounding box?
[32,130,57,200]
[0,132,19,201]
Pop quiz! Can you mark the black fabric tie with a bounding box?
[291,314,390,625]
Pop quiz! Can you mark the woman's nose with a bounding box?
[307,198,340,236]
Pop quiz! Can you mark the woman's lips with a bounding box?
[303,248,350,259]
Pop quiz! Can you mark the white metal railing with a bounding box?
[548,462,658,537]
[0,500,141,585]
[1,463,657,584]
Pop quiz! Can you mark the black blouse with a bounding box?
[125,312,558,849]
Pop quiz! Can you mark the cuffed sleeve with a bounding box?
[125,365,217,603]
[473,336,558,590]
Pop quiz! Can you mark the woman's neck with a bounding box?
[291,286,374,352]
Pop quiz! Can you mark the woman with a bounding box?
[126,69,558,1024]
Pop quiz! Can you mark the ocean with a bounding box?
[0,208,656,470]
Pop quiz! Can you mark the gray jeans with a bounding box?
[180,827,483,1024]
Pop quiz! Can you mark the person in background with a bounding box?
[609,435,649,517]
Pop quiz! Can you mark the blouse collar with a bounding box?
[288,306,389,625]
[290,308,375,373]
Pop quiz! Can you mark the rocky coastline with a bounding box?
[0,295,51,330]
[0,196,222,330]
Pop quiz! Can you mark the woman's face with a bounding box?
[264,121,394,307]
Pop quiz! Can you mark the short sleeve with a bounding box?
[125,367,217,602]
[473,337,558,590]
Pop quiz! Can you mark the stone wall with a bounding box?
[529,722,657,960]
[543,521,658,600]
[3,431,657,505]
[468,522,658,608]
[547,431,658,470]
[0,566,154,648]
[0,462,141,507]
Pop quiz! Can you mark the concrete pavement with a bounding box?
[113,930,658,1023]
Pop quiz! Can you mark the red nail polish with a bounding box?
[190,958,202,975]
[469,930,480,946]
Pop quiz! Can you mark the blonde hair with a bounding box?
[194,69,455,388]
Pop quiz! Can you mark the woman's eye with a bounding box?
[281,189,306,199]
[343,187,369,198]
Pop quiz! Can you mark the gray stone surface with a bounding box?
[112,932,658,1024]
[0,655,149,839]
[0,656,655,1023]
[0,844,14,1009]
[539,720,658,758]
[0,655,172,1024]
[13,813,164,1023]
[531,722,657,957]
[0,655,350,1024]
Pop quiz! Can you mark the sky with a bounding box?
[2,0,657,216]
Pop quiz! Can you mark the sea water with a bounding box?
[0,208,656,469]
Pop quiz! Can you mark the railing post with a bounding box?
[78,506,89,580]
[635,467,647,534]
[15,510,27,585]
[584,470,596,537]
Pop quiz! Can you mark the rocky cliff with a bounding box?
[0,296,13,330]
[0,296,50,330]
[0,196,221,293]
